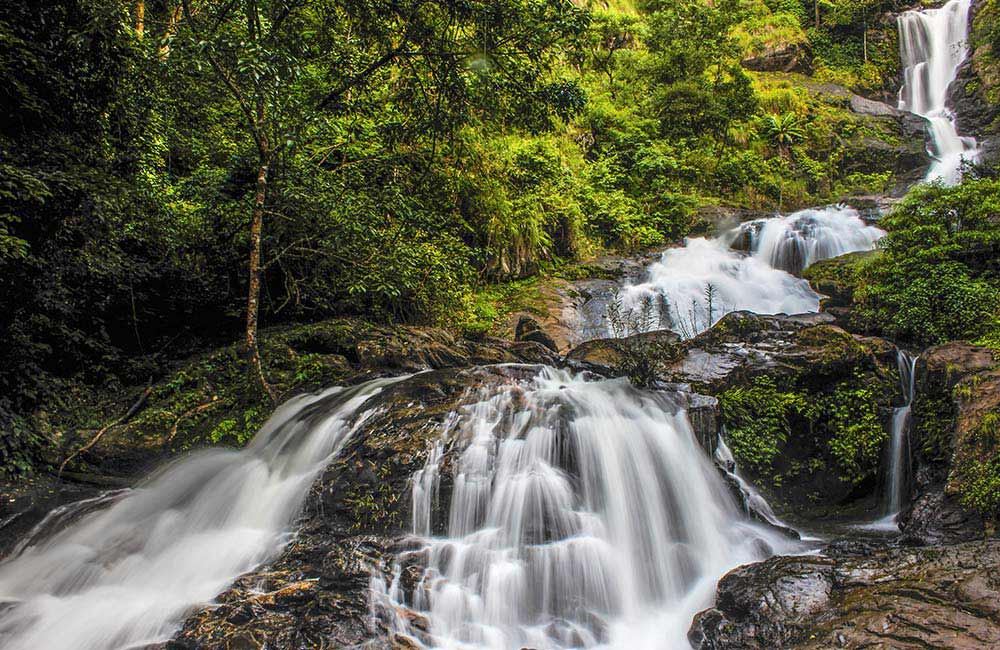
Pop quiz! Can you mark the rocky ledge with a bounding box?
[690,539,1000,650]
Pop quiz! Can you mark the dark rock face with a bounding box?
[691,540,1000,650]
[901,342,999,545]
[742,43,811,74]
[951,1,1000,165]
[514,314,559,352]
[655,312,901,516]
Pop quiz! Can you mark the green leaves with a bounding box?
[853,178,1000,347]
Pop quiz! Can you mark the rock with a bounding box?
[951,1,1000,165]
[514,315,559,352]
[802,250,880,328]
[565,329,681,373]
[691,540,1000,649]
[900,342,999,544]
[170,368,488,648]
[849,94,899,118]
[44,319,559,484]
[741,42,811,74]
[658,312,901,516]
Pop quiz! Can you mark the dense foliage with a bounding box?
[0,0,950,475]
[853,178,1000,348]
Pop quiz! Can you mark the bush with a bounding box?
[853,179,1000,347]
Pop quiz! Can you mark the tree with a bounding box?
[761,112,805,160]
[172,0,587,396]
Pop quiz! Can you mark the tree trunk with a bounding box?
[247,159,274,401]
[136,0,145,39]
[158,4,184,61]
[815,0,820,30]
[863,24,869,64]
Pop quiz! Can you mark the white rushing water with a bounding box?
[885,350,918,518]
[614,205,884,338]
[898,0,978,185]
[0,377,404,650]
[375,366,798,650]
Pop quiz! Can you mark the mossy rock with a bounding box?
[902,342,1000,542]
[663,312,901,517]
[30,319,558,483]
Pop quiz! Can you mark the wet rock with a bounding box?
[691,540,1000,649]
[900,343,999,545]
[802,250,879,329]
[514,315,559,352]
[661,311,873,393]
[741,42,811,74]
[660,312,901,516]
[565,329,681,373]
[170,365,581,648]
[951,1,1000,165]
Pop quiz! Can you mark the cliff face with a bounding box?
[952,0,1000,163]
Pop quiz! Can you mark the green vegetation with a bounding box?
[719,376,807,477]
[720,372,888,490]
[0,0,945,476]
[845,179,1000,349]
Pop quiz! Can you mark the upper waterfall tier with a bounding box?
[898,0,979,184]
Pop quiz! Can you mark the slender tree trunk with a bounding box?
[136,0,145,39]
[815,0,820,30]
[158,4,184,61]
[247,158,275,401]
[863,24,869,64]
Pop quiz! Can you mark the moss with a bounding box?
[955,413,1000,517]
[802,250,879,307]
[720,367,890,492]
[913,391,958,464]
[822,380,888,485]
[719,376,808,476]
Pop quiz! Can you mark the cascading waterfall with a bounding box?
[0,377,404,650]
[714,435,790,533]
[738,205,886,276]
[612,205,884,338]
[375,366,799,650]
[898,0,978,185]
[885,350,918,517]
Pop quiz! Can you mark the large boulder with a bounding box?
[741,42,811,74]
[900,342,1000,544]
[659,312,901,517]
[690,539,1000,649]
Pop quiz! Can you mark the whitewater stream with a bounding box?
[373,367,798,650]
[0,378,406,650]
[578,204,885,340]
[898,0,979,184]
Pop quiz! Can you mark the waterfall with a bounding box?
[740,206,885,276]
[610,205,883,338]
[0,377,404,650]
[714,435,790,533]
[884,350,918,517]
[898,0,979,185]
[375,366,799,650]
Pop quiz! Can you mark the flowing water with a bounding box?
[0,377,404,650]
[597,205,883,338]
[885,351,918,517]
[375,366,798,650]
[898,0,978,184]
